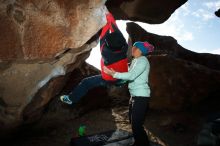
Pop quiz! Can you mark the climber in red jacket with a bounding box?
[60,12,128,105]
[100,13,128,81]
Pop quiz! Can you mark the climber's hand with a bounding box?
[103,66,116,76]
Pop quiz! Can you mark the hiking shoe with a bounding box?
[60,95,72,105]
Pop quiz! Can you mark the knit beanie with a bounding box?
[133,41,154,55]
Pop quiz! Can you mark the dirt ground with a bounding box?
[1,94,207,146]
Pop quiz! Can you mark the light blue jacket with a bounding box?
[113,56,150,97]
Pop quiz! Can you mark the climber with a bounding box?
[100,12,128,82]
[104,41,154,146]
[60,12,128,105]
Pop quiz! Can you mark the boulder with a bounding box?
[106,0,187,24]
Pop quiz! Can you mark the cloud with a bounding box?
[203,1,220,10]
[191,47,220,55]
[134,5,194,42]
[203,13,215,21]
[191,1,220,21]
[210,48,220,55]
[181,32,194,41]
[86,42,101,70]
[192,8,215,21]
[180,2,191,16]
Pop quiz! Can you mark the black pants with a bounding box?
[129,96,150,146]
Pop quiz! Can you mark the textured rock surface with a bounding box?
[106,0,187,23]
[0,0,107,60]
[149,55,220,111]
[126,22,220,111]
[0,0,108,132]
[0,43,96,131]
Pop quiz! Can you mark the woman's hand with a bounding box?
[103,66,116,76]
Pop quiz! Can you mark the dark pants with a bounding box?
[69,75,119,103]
[129,96,150,146]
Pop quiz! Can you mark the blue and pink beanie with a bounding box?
[133,41,154,55]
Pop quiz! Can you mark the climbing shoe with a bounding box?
[60,95,72,105]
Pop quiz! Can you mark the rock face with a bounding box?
[126,22,220,111]
[0,45,95,134]
[0,0,192,135]
[22,62,110,123]
[0,0,107,133]
[0,0,107,60]
[215,9,220,17]
[106,0,187,23]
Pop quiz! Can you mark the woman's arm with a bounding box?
[104,58,147,81]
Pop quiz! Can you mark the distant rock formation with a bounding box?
[215,9,220,17]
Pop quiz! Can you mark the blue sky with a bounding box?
[86,0,220,69]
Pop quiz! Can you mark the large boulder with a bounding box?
[106,0,187,23]
[0,44,95,133]
[149,55,220,111]
[0,0,107,60]
[0,0,108,133]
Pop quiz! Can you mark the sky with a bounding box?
[86,0,220,69]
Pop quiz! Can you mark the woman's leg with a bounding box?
[68,75,107,103]
[130,97,150,146]
[128,97,133,124]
